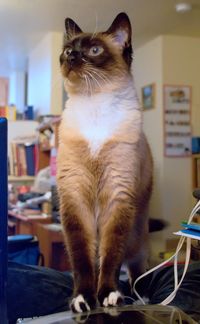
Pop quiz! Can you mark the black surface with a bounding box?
[0,118,8,324]
[193,188,200,200]
[7,261,200,323]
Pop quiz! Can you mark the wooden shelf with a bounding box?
[8,175,35,182]
[192,154,200,189]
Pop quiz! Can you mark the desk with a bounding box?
[36,223,71,271]
[8,210,52,235]
[8,210,70,271]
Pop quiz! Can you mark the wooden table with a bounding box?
[8,210,52,235]
[36,223,71,271]
[8,210,70,271]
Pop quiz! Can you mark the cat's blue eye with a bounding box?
[64,48,72,56]
[88,46,104,56]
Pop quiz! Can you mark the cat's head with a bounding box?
[60,12,133,95]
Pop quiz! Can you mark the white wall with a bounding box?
[134,37,164,220]
[133,37,165,253]
[50,32,64,115]
[28,32,63,115]
[9,71,26,112]
[0,62,10,78]
[134,35,200,248]
[163,35,200,136]
[162,35,200,236]
[28,34,52,115]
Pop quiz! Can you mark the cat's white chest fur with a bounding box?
[62,90,138,155]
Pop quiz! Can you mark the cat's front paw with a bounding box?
[71,294,96,313]
[98,288,123,307]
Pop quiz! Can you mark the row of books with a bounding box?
[174,221,200,240]
[9,139,38,176]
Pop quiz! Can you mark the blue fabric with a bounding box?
[7,262,73,322]
[7,261,200,322]
[8,235,33,242]
[8,235,40,265]
[8,246,40,265]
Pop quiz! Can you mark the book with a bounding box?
[9,135,38,177]
[11,142,18,176]
[25,143,35,176]
[181,222,200,232]
[174,229,200,240]
[17,144,27,176]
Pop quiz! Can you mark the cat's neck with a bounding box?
[66,77,139,112]
[62,76,142,155]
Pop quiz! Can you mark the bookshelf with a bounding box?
[8,176,35,184]
[8,118,60,184]
[8,120,38,180]
[192,154,200,189]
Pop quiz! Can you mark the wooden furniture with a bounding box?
[8,120,38,179]
[36,223,70,271]
[8,210,70,271]
[8,175,35,186]
[192,154,200,189]
[8,210,52,235]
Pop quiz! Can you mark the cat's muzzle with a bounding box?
[67,50,82,67]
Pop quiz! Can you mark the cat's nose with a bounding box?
[67,51,80,66]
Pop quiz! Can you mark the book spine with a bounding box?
[25,144,35,176]
[15,145,21,176]
[11,143,18,176]
[34,143,39,175]
[17,144,27,176]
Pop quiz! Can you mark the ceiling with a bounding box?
[0,0,200,75]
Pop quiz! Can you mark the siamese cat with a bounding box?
[57,12,153,313]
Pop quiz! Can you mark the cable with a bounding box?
[133,199,200,305]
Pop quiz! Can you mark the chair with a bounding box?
[8,234,44,266]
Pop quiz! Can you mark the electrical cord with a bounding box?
[133,199,200,305]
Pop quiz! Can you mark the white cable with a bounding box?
[133,199,200,306]
[161,237,191,305]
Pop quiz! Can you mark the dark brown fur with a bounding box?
[57,13,153,311]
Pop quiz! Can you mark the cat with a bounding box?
[57,12,153,313]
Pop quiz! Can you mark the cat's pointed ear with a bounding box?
[65,18,82,39]
[105,12,132,48]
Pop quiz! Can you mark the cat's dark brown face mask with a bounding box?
[60,12,133,94]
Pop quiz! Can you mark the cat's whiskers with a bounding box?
[84,75,90,96]
[85,70,103,91]
[87,68,111,85]
[85,73,94,96]
[90,12,99,40]
[82,62,110,85]
[84,63,111,82]
[81,57,88,64]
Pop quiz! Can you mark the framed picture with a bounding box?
[141,83,155,110]
[163,85,192,157]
